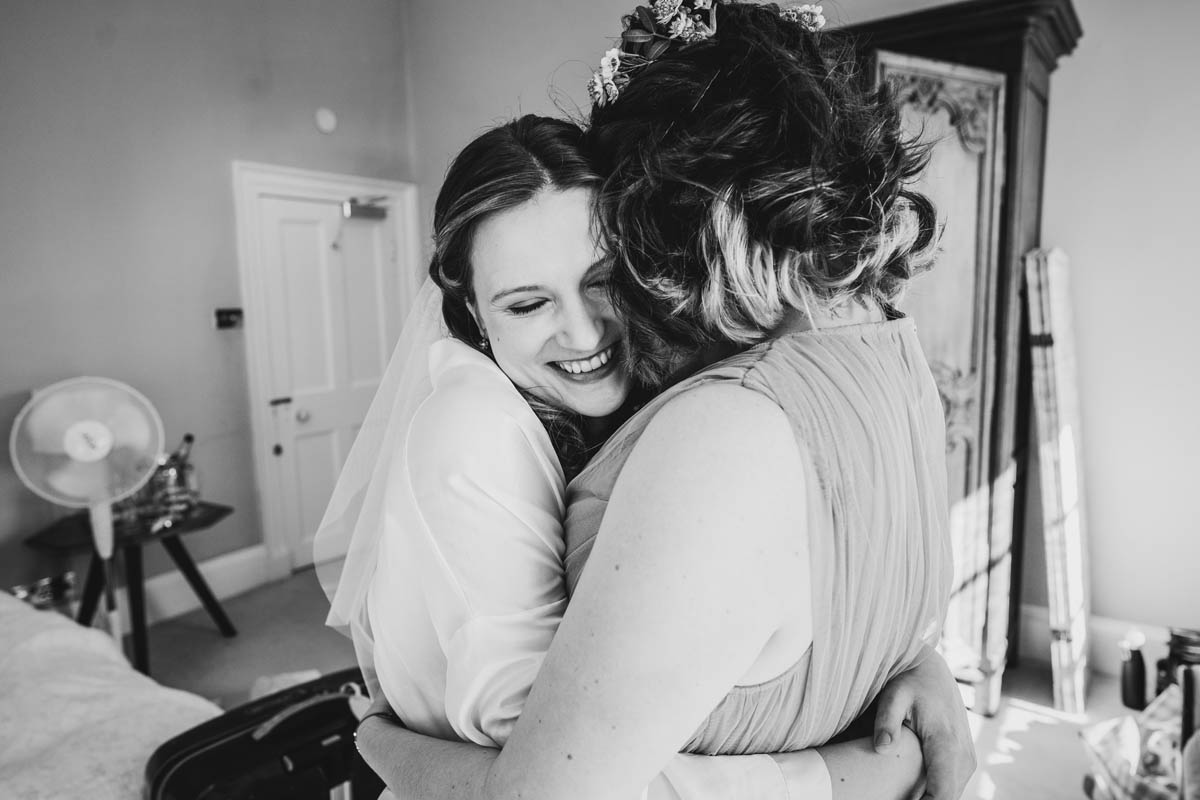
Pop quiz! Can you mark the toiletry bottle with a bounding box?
[1183,664,1197,751]
[1120,629,1147,711]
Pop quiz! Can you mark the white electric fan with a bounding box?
[9,377,165,642]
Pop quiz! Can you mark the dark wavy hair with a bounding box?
[585,1,938,386]
[429,115,604,478]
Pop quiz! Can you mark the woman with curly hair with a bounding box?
[354,2,974,798]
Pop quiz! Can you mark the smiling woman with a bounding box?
[427,116,631,476]
[468,186,631,421]
[338,115,640,751]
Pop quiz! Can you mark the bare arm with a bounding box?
[357,716,924,800]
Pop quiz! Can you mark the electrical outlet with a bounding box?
[215,308,244,330]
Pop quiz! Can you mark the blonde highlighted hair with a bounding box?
[585,1,938,385]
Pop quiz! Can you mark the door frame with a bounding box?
[232,160,422,580]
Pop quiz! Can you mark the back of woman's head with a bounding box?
[585,1,937,385]
[430,114,599,346]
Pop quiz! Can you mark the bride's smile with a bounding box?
[468,185,631,420]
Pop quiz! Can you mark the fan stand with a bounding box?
[88,501,122,643]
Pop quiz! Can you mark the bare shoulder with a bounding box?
[641,381,795,458]
[616,381,805,514]
[595,380,811,637]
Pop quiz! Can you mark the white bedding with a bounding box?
[0,591,221,799]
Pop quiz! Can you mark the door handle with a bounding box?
[295,409,312,424]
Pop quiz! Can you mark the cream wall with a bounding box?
[402,0,1200,632]
[1036,0,1199,628]
[0,0,414,587]
[403,0,631,234]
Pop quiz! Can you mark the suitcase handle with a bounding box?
[251,694,349,742]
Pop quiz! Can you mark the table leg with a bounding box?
[160,535,237,637]
[76,553,104,626]
[123,544,149,674]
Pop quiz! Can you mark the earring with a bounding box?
[478,336,490,351]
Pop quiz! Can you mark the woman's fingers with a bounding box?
[873,648,977,799]
[366,692,392,716]
[873,681,913,753]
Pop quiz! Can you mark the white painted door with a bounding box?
[234,163,421,576]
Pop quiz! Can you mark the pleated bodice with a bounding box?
[564,319,953,754]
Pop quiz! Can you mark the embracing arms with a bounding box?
[359,653,976,799]
[358,709,925,800]
[451,384,812,799]
[361,383,963,799]
[390,361,928,797]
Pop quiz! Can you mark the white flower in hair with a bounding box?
[780,3,826,32]
[653,0,684,24]
[600,47,621,81]
[590,48,624,107]
[588,72,608,105]
[588,0,717,106]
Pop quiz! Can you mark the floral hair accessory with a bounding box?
[588,0,718,107]
[779,3,826,32]
[588,47,625,106]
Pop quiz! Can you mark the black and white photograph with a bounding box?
[1,1,1196,798]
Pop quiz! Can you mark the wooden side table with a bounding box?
[25,501,238,676]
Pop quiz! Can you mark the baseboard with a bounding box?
[1018,603,1171,679]
[109,544,273,630]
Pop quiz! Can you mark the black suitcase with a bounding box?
[145,667,386,800]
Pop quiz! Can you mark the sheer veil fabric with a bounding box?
[313,278,448,691]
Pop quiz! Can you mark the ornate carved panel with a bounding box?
[876,51,1008,705]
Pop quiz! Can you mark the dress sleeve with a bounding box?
[405,370,568,748]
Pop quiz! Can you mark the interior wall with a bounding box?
[403,0,631,236]
[1036,0,1199,628]
[0,0,414,588]
[403,0,1199,632]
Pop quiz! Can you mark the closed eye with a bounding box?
[507,299,548,316]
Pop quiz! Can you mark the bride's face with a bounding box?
[468,186,631,419]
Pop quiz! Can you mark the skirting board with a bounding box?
[107,544,272,632]
[1018,603,1171,683]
